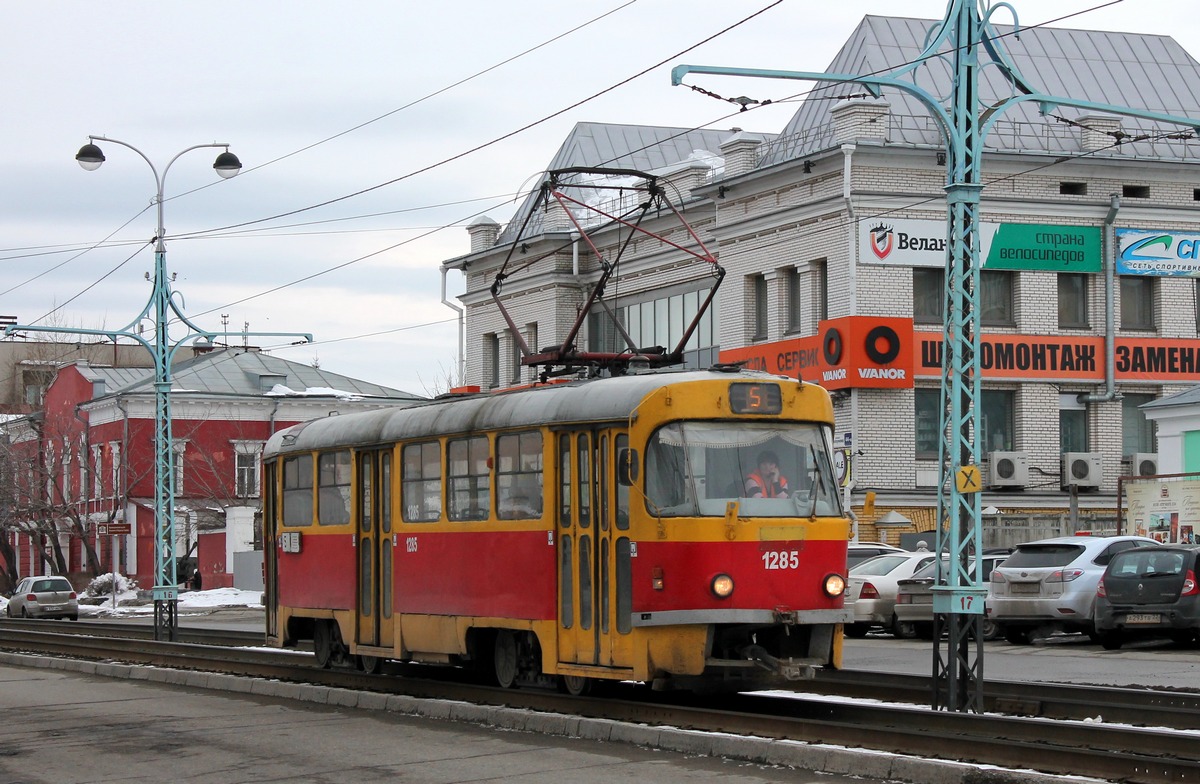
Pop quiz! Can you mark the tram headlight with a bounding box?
[710,573,734,599]
[823,573,847,598]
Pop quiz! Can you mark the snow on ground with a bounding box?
[0,583,263,618]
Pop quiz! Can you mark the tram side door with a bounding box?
[264,462,278,639]
[356,450,395,649]
[557,430,621,668]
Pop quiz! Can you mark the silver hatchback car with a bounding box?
[990,535,1158,644]
[6,575,79,620]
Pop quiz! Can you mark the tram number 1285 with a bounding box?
[762,550,801,570]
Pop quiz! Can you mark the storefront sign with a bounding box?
[859,218,1100,272]
[724,323,1200,389]
[1116,228,1200,276]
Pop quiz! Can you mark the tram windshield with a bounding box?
[643,421,842,518]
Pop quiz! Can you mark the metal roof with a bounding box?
[759,15,1200,166]
[74,363,153,391]
[497,122,767,244]
[264,368,819,457]
[100,348,424,401]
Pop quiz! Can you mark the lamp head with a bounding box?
[213,150,241,179]
[76,142,105,171]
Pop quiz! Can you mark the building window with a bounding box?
[484,333,500,389]
[509,330,523,384]
[913,269,943,324]
[914,269,1012,326]
[92,445,102,498]
[1121,276,1155,330]
[448,436,490,521]
[109,442,121,499]
[171,442,187,496]
[981,390,1015,452]
[1122,393,1156,455]
[233,441,264,498]
[979,271,1014,327]
[751,274,768,340]
[812,258,828,324]
[1059,393,1088,453]
[402,442,442,522]
[1058,273,1089,329]
[786,267,803,333]
[21,368,54,406]
[1060,182,1087,196]
[914,388,941,459]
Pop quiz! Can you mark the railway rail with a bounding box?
[1,620,1196,782]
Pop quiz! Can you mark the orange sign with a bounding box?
[723,320,1200,388]
[721,317,915,389]
[915,334,1200,382]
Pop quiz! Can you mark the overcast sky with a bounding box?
[1,1,1196,395]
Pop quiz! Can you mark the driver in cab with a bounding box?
[745,450,789,498]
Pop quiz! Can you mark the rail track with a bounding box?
[1,619,1196,783]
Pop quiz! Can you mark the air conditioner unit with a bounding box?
[1126,452,1159,478]
[1062,452,1103,489]
[986,451,1028,489]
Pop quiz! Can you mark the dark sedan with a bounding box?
[1094,545,1200,650]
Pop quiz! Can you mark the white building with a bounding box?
[442,16,1200,543]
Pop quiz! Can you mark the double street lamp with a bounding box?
[74,136,243,640]
[4,136,310,639]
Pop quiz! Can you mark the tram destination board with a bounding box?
[729,382,782,414]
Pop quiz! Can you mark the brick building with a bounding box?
[441,16,1200,544]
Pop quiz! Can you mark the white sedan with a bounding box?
[845,551,939,638]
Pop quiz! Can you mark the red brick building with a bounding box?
[1,348,421,593]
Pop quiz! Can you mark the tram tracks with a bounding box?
[1,621,1196,783]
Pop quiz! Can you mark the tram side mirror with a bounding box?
[617,448,639,486]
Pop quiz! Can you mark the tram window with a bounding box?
[560,534,574,629]
[401,442,441,522]
[281,454,313,527]
[497,431,543,519]
[559,435,572,528]
[448,436,490,521]
[318,451,352,526]
[577,434,592,528]
[615,435,630,530]
[381,452,392,533]
[359,452,373,532]
[579,534,593,630]
[616,537,632,634]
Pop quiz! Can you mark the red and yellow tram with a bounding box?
[262,368,851,692]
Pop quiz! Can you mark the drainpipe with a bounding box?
[841,144,861,532]
[842,144,857,312]
[440,267,465,387]
[268,398,280,436]
[1078,194,1121,405]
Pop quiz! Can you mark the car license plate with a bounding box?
[1010,582,1041,595]
[1126,613,1161,624]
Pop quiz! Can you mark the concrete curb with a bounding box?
[0,652,1096,784]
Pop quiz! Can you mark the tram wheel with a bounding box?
[559,674,592,697]
[494,630,519,688]
[357,654,383,674]
[314,621,335,669]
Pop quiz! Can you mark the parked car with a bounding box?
[1094,545,1200,650]
[989,535,1159,644]
[6,575,78,620]
[893,550,1011,640]
[845,551,939,637]
[847,542,907,569]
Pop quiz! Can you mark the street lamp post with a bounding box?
[76,137,242,641]
[4,137,310,641]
